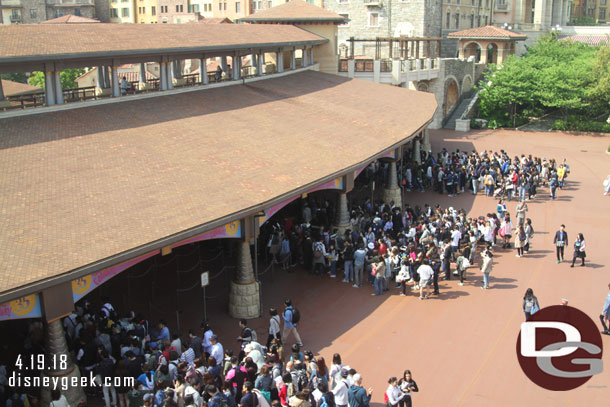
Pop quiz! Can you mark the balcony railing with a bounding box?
[355,59,374,72]
[496,3,508,10]
[380,59,392,72]
[339,59,348,72]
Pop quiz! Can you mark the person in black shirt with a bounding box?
[239,381,258,407]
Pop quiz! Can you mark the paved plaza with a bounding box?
[198,128,609,406]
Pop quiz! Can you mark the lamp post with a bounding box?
[551,24,562,39]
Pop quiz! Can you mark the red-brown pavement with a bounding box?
[101,129,610,406]
[240,129,610,407]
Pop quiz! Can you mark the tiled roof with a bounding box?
[0,70,436,297]
[559,35,610,46]
[197,17,233,24]
[0,24,326,62]
[1,79,42,97]
[41,14,100,24]
[448,25,527,39]
[239,0,347,23]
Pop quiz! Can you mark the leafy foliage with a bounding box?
[477,36,609,129]
[28,68,86,90]
[1,73,28,84]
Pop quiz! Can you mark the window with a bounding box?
[601,0,607,4]
[152,5,156,14]
[223,2,227,10]
[477,15,481,26]
[484,15,488,24]
[74,8,81,15]
[122,7,129,17]
[30,8,37,19]
[601,8,606,19]
[470,14,474,28]
[471,0,474,4]
[338,13,349,27]
[455,13,459,28]
[456,0,459,4]
[162,5,168,12]
[338,0,349,3]
[268,0,272,7]
[110,8,118,17]
[175,4,183,12]
[11,9,20,19]
[486,0,489,6]
[368,12,379,27]
[446,12,450,28]
[235,1,241,13]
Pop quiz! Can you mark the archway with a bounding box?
[417,82,429,92]
[444,78,459,115]
[461,75,473,97]
[487,43,498,64]
[463,42,481,62]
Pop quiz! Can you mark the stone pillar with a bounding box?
[200,58,208,84]
[167,63,174,89]
[160,62,167,91]
[348,59,355,78]
[111,66,120,97]
[139,63,147,84]
[383,160,402,208]
[220,56,228,73]
[290,49,296,70]
[422,129,431,155]
[233,55,241,80]
[40,320,86,407]
[45,71,56,106]
[96,66,104,90]
[373,59,381,83]
[54,71,64,104]
[229,240,260,319]
[257,53,263,76]
[173,60,182,79]
[332,192,351,234]
[277,52,284,73]
[302,48,308,66]
[104,66,111,89]
[310,48,314,65]
[414,139,421,164]
[0,78,4,100]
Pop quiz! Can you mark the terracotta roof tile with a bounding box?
[41,14,100,24]
[1,80,42,97]
[0,24,326,62]
[559,35,610,46]
[239,0,347,23]
[448,25,527,39]
[0,70,436,295]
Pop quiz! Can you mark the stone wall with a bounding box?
[95,0,110,22]
[21,0,47,23]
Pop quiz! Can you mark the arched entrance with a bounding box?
[464,42,481,62]
[462,75,473,97]
[444,79,459,115]
[487,43,498,64]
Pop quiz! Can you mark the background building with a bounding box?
[441,0,494,56]
[46,0,96,19]
[109,0,135,22]
[1,0,47,23]
[135,0,158,22]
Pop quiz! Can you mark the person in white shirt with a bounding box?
[332,368,350,407]
[385,377,405,407]
[417,260,434,300]
[267,308,281,348]
[202,322,214,355]
[450,226,461,258]
[209,335,224,366]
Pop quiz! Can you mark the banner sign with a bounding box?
[307,176,344,194]
[71,251,159,302]
[259,196,299,226]
[0,294,42,321]
[172,220,242,248]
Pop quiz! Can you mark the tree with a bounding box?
[28,68,86,90]
[590,46,610,109]
[1,73,28,84]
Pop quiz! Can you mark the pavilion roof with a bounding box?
[1,79,42,97]
[0,70,436,301]
[239,0,347,24]
[448,26,527,40]
[41,14,100,24]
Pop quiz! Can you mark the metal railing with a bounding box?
[338,59,348,72]
[380,59,392,72]
[355,59,374,72]
[63,86,97,102]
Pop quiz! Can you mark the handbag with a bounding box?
[531,303,540,315]
[371,266,378,277]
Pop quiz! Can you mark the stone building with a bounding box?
[1,0,47,23]
[46,0,96,19]
[570,0,605,23]
[441,0,494,57]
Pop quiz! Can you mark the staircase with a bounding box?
[443,97,472,129]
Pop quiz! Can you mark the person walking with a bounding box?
[515,200,527,228]
[342,240,354,284]
[372,259,385,296]
[523,218,534,254]
[604,174,610,196]
[417,260,434,300]
[522,288,540,320]
[282,300,303,347]
[553,225,568,263]
[550,173,559,200]
[353,244,367,288]
[480,247,493,289]
[455,248,471,287]
[570,233,586,268]
[347,374,372,407]
[601,283,610,335]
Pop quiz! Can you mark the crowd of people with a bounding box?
[401,148,570,202]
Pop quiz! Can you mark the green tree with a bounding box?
[28,68,86,90]
[590,46,610,109]
[1,73,28,84]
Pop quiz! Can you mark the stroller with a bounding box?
[493,184,506,199]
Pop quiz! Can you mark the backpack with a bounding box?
[313,243,324,259]
[212,393,230,407]
[296,369,309,392]
[319,393,335,407]
[290,308,300,324]
[246,327,258,343]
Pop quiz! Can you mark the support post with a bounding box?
[45,71,56,106]
[200,58,208,84]
[96,66,104,90]
[229,240,260,319]
[383,160,402,209]
[104,66,111,89]
[167,62,174,89]
[290,49,296,70]
[333,192,351,235]
[139,63,147,84]
[111,66,120,97]
[277,52,284,73]
[257,53,263,76]
[310,48,314,65]
[160,62,167,90]
[54,71,64,104]
[173,60,182,79]
[414,138,422,164]
[422,128,431,155]
[302,47,308,66]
